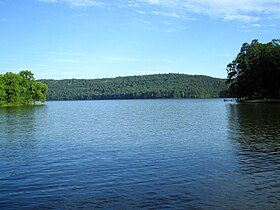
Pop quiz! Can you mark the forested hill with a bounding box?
[40,74,228,101]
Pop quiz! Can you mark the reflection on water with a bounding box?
[0,106,47,143]
[228,103,280,153]
[227,103,280,209]
[0,106,46,177]
[1,106,37,136]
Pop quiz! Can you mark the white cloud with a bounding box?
[142,0,161,5]
[153,10,195,21]
[38,0,58,3]
[250,23,261,27]
[38,0,280,23]
[153,11,181,18]
[38,0,105,7]
[129,0,280,23]
[136,10,146,15]
[223,14,260,23]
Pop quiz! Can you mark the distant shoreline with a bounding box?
[0,103,45,108]
[239,99,280,103]
[40,73,228,101]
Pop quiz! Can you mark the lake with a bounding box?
[1,99,280,209]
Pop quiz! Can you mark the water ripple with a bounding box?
[1,100,280,209]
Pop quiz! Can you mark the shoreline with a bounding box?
[239,99,280,103]
[0,103,45,108]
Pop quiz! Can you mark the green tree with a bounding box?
[226,39,280,100]
[3,72,25,105]
[0,75,7,105]
[40,74,228,101]
[34,82,48,103]
[0,71,48,106]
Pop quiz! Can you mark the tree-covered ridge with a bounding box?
[0,70,48,106]
[227,39,280,100]
[41,74,227,100]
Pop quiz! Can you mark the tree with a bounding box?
[226,39,280,100]
[0,71,48,106]
[0,75,7,105]
[33,82,48,103]
[3,72,25,105]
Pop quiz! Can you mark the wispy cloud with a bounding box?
[136,10,146,15]
[38,0,105,7]
[250,23,261,27]
[135,0,280,23]
[38,0,58,2]
[153,11,181,19]
[38,0,280,23]
[223,14,260,23]
[138,0,280,23]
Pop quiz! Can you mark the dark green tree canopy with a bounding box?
[226,39,280,100]
[0,70,48,106]
[40,74,228,100]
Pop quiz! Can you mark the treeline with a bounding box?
[40,73,228,101]
[227,39,280,100]
[0,70,48,106]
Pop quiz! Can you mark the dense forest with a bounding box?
[0,70,48,106]
[227,39,280,100]
[40,74,228,100]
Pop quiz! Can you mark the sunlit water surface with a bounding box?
[1,99,280,209]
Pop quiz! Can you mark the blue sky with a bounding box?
[0,0,279,79]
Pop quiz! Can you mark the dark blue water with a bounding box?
[1,99,280,209]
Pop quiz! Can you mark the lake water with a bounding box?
[1,99,280,209]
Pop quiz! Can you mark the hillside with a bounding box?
[40,73,228,100]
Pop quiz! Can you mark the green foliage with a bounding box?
[227,39,280,100]
[40,73,227,100]
[0,75,7,105]
[0,71,48,106]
